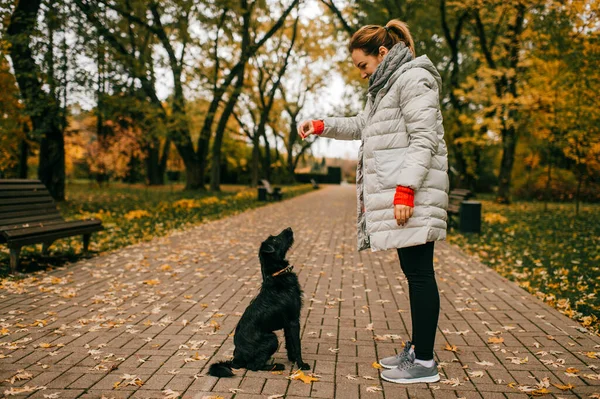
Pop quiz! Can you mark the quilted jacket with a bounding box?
[320,55,449,251]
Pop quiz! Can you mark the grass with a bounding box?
[447,196,600,335]
[0,181,314,277]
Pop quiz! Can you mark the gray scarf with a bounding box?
[368,42,413,98]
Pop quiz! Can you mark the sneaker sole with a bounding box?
[378,361,398,369]
[380,373,440,384]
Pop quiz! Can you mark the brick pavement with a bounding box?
[0,185,599,399]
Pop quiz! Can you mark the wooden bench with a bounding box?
[448,188,474,228]
[260,179,283,201]
[310,178,320,189]
[0,179,103,273]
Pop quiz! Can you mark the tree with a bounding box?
[6,0,66,200]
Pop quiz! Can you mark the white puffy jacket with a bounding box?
[320,55,449,251]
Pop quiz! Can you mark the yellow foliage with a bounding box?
[124,210,151,220]
[483,213,508,224]
[173,199,201,209]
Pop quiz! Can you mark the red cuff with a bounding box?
[394,186,414,207]
[312,120,324,135]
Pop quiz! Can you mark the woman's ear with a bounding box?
[379,46,389,57]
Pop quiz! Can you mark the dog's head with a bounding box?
[259,227,294,279]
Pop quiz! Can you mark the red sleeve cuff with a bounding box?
[312,120,324,136]
[394,186,414,207]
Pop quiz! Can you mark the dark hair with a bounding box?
[348,19,415,58]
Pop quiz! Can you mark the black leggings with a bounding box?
[397,241,439,360]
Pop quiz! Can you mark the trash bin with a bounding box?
[459,200,481,233]
[257,187,267,201]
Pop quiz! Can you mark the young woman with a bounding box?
[299,20,448,384]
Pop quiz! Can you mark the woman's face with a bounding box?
[351,46,389,80]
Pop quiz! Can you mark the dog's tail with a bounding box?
[208,360,235,377]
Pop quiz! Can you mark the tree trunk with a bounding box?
[210,68,246,191]
[251,134,260,187]
[496,125,517,204]
[261,130,272,182]
[18,124,29,179]
[7,0,65,200]
[184,158,203,190]
[145,139,161,185]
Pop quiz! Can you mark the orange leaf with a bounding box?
[488,337,504,344]
[372,362,382,369]
[291,370,319,384]
[565,367,579,373]
[444,343,459,352]
[552,383,574,390]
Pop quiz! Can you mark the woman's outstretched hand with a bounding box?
[298,120,315,140]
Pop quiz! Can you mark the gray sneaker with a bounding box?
[379,341,415,369]
[380,360,440,384]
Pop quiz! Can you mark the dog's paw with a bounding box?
[271,363,285,371]
[298,361,310,370]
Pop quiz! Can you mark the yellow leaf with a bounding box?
[488,337,504,344]
[143,279,160,286]
[444,343,459,352]
[566,367,579,373]
[372,361,382,369]
[585,352,598,359]
[210,320,220,330]
[290,370,319,384]
[552,383,574,390]
[160,264,172,271]
[114,381,121,389]
[39,343,52,348]
[0,327,10,335]
[529,388,551,396]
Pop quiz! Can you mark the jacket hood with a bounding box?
[387,55,443,96]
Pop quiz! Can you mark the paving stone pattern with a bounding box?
[1,185,599,398]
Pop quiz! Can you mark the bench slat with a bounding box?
[5,224,103,247]
[0,203,56,214]
[0,218,74,232]
[0,214,64,228]
[3,219,102,239]
[0,197,56,206]
[0,179,42,184]
[0,183,48,191]
[0,190,52,199]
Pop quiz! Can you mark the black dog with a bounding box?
[208,227,310,377]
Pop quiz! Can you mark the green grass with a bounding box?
[447,197,600,335]
[0,182,314,277]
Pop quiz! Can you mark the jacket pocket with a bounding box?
[374,147,408,191]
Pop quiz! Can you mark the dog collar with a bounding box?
[271,265,293,277]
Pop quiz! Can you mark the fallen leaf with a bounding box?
[290,370,319,384]
[444,343,459,352]
[365,386,382,393]
[476,360,494,366]
[162,389,180,399]
[372,361,382,369]
[469,370,485,378]
[488,337,505,344]
[552,383,574,390]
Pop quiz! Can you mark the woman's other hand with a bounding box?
[394,204,414,226]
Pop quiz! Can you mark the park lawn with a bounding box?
[447,198,600,335]
[0,182,314,277]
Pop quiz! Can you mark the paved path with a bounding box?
[1,185,599,399]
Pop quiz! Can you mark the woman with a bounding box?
[299,20,448,384]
